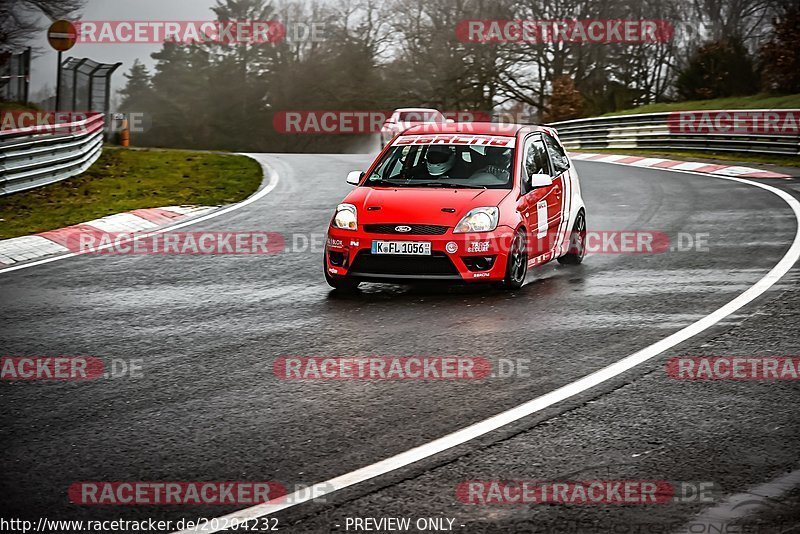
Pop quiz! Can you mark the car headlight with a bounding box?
[453,207,499,233]
[332,203,358,230]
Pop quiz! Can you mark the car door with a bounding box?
[542,133,571,252]
[519,134,560,259]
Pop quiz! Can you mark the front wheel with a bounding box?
[324,260,360,291]
[501,229,528,290]
[558,210,587,265]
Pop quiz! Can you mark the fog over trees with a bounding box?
[3,0,797,152]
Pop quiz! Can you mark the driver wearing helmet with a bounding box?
[425,145,457,176]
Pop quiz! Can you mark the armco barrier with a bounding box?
[0,113,105,196]
[549,110,800,156]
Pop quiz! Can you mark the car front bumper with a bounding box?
[325,226,518,283]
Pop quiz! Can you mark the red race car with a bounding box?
[325,122,587,290]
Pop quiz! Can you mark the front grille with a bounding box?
[363,224,448,235]
[350,251,458,276]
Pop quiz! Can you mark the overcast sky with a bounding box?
[29,0,220,101]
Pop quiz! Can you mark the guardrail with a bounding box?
[0,113,105,196]
[549,109,800,156]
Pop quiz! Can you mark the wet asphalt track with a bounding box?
[1,154,799,533]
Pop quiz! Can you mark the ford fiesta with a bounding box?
[324,123,587,290]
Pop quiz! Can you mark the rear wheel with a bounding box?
[558,210,587,265]
[501,229,528,290]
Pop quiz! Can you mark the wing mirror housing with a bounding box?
[528,173,554,188]
[346,171,364,186]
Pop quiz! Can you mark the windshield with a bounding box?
[366,139,515,189]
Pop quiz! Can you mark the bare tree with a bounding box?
[0,0,84,52]
[689,0,780,47]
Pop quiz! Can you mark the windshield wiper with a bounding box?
[417,182,487,189]
[366,178,406,187]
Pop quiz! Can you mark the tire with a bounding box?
[501,229,528,290]
[558,210,587,265]
[324,259,360,291]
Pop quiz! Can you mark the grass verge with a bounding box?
[600,93,800,116]
[571,148,800,168]
[0,147,263,239]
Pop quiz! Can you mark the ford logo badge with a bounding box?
[395,225,412,233]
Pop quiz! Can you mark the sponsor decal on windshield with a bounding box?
[393,135,516,148]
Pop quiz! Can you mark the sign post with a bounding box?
[47,20,77,110]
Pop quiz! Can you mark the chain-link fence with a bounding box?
[58,57,121,115]
[0,48,31,104]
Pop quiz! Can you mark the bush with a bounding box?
[544,76,585,122]
[676,38,759,100]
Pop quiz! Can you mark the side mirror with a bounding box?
[528,173,553,188]
[346,171,363,186]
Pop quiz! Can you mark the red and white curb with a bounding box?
[0,206,214,266]
[569,153,792,179]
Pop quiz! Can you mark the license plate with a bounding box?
[371,241,432,255]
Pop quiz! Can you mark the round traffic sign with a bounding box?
[48,20,78,52]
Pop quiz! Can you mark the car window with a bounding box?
[524,136,551,179]
[543,133,570,175]
[366,142,514,189]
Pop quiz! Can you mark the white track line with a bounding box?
[673,468,800,533]
[174,165,800,534]
[0,154,279,275]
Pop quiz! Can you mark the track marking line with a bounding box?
[673,468,800,533]
[174,165,800,534]
[0,154,279,275]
